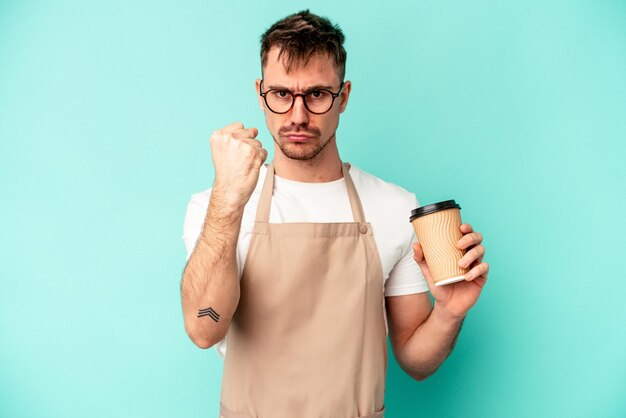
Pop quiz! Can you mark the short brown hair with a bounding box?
[260,10,347,81]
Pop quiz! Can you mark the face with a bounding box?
[256,47,351,161]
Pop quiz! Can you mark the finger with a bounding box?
[222,121,245,134]
[232,127,258,140]
[255,147,269,166]
[238,137,263,149]
[413,242,435,286]
[465,262,490,281]
[458,245,485,269]
[471,275,487,289]
[464,247,485,273]
[460,223,474,234]
[457,231,483,250]
[413,242,425,264]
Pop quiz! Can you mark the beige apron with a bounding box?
[219,162,388,418]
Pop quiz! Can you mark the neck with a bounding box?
[272,137,344,182]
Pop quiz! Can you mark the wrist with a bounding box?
[211,184,248,213]
[432,303,466,331]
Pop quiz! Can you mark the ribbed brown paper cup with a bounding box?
[410,200,469,286]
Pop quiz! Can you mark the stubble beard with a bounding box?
[272,132,334,161]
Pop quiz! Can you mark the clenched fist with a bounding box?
[210,122,268,208]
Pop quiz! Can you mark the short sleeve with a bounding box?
[384,194,430,297]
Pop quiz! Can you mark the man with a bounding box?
[181,10,489,418]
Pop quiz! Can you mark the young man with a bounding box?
[181,10,489,418]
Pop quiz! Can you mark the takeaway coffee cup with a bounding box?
[410,200,469,286]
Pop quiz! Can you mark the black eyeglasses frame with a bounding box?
[259,80,345,115]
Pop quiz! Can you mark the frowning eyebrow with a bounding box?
[266,84,335,91]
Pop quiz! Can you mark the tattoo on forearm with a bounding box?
[197,307,220,322]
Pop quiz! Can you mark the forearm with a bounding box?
[397,304,465,381]
[180,187,244,348]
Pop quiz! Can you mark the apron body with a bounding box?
[220,162,388,418]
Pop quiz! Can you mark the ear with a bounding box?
[338,80,352,114]
[255,78,265,111]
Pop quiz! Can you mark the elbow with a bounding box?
[411,372,431,382]
[190,335,213,349]
[403,365,435,382]
[184,322,223,350]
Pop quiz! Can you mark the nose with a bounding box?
[289,95,309,126]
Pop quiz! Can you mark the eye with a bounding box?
[309,90,323,99]
[268,90,292,102]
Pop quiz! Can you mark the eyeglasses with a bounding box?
[259,80,344,115]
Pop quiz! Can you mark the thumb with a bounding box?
[413,242,427,267]
[413,242,435,285]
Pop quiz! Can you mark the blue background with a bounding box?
[1,1,625,417]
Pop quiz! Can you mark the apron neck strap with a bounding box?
[256,163,276,223]
[255,162,366,223]
[341,162,366,223]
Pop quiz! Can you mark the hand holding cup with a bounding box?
[411,201,489,319]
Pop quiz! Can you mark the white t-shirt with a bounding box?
[182,164,429,358]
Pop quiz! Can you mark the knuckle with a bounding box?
[246,145,258,158]
[240,140,252,151]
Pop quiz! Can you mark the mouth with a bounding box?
[282,133,315,143]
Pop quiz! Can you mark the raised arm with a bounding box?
[180,122,267,348]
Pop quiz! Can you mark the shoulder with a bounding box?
[349,165,419,212]
[349,164,419,243]
[349,164,420,277]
